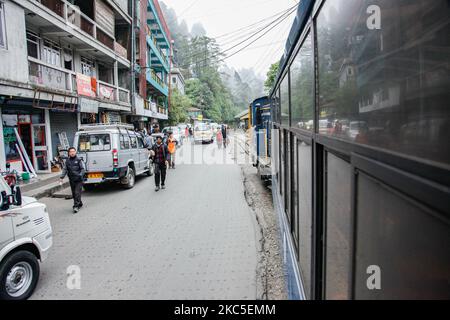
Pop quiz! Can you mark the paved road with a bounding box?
[32,135,260,299]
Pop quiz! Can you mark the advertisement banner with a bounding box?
[76,73,96,97]
[99,84,115,101]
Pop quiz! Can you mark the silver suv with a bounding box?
[73,124,153,189]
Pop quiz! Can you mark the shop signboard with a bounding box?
[79,97,99,113]
[76,73,96,97]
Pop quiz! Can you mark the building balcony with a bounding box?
[133,93,168,119]
[28,57,130,108]
[146,69,169,97]
[24,0,130,67]
[146,25,168,68]
[28,56,76,93]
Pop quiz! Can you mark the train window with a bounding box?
[280,130,284,197]
[291,134,298,245]
[316,0,450,165]
[290,32,314,131]
[284,130,290,220]
[354,173,450,299]
[280,73,290,126]
[297,139,312,298]
[324,152,352,300]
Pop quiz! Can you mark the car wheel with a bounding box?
[83,184,96,191]
[0,251,40,300]
[123,167,135,189]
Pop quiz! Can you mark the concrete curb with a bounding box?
[25,181,71,199]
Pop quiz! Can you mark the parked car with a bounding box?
[162,126,183,145]
[0,175,52,300]
[348,121,368,140]
[193,122,214,144]
[74,124,153,189]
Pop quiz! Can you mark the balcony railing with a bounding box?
[118,87,130,104]
[97,80,117,102]
[146,25,168,64]
[37,0,119,56]
[150,70,167,89]
[28,57,76,92]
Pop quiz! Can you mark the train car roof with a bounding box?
[270,0,315,97]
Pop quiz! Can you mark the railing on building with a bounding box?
[37,0,121,56]
[146,25,168,64]
[150,69,167,89]
[118,87,130,104]
[29,56,130,105]
[28,57,76,92]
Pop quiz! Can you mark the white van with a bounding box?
[0,176,52,300]
[73,123,153,189]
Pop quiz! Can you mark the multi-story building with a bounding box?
[129,0,170,131]
[0,0,174,174]
[0,0,133,172]
[170,66,185,95]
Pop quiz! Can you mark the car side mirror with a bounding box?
[0,191,10,211]
[11,185,22,206]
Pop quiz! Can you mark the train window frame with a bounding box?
[290,31,314,133]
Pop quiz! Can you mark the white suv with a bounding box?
[0,176,52,300]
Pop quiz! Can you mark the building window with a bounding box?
[172,76,177,84]
[81,56,94,76]
[0,2,7,49]
[42,39,61,67]
[26,31,40,59]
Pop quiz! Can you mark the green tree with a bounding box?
[168,89,192,125]
[264,62,280,93]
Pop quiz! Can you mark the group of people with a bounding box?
[216,124,229,149]
[59,123,230,213]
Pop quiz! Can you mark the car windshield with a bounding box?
[195,123,211,131]
[79,134,111,152]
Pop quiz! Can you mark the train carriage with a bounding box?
[249,96,272,180]
[269,0,450,299]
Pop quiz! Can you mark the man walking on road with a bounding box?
[221,124,228,149]
[151,135,169,191]
[60,147,86,214]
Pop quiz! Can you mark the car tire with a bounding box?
[0,250,40,300]
[123,167,135,189]
[83,184,96,191]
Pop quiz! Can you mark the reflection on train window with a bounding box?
[325,152,352,300]
[355,173,450,299]
[316,0,450,164]
[298,140,312,297]
[290,32,314,131]
[280,74,290,126]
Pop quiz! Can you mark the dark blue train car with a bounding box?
[249,96,272,180]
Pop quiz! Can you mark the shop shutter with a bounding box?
[49,111,78,156]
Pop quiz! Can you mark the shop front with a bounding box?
[1,105,52,173]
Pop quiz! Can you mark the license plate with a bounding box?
[88,173,104,179]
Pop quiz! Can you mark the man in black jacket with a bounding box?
[60,147,86,213]
[150,135,169,192]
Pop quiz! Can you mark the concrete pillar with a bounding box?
[44,109,53,173]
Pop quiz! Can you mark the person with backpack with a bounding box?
[167,132,178,169]
[59,147,86,213]
[150,135,169,191]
